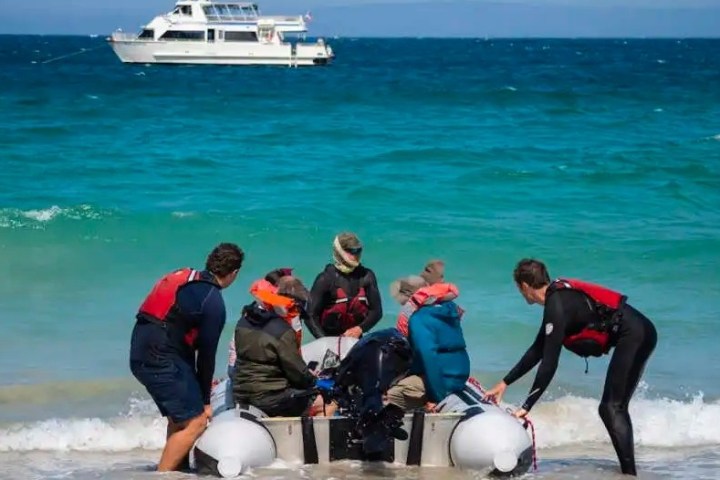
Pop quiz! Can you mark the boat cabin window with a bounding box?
[203,4,258,22]
[224,31,258,42]
[203,6,218,21]
[227,5,244,17]
[160,30,205,41]
[172,5,192,15]
[138,29,154,39]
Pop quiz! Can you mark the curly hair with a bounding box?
[206,243,244,277]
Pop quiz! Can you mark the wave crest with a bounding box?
[1,393,719,452]
[530,393,720,449]
[0,205,109,229]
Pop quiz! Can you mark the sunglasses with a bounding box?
[345,247,363,256]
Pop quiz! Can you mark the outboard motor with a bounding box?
[323,328,413,457]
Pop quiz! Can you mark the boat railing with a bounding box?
[204,13,303,24]
[261,15,304,22]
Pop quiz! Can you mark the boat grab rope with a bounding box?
[523,416,538,472]
[500,406,538,472]
[496,405,538,472]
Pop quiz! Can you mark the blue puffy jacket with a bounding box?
[408,301,470,402]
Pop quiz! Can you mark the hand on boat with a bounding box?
[482,381,507,404]
[342,326,363,338]
[512,408,528,420]
[424,402,438,413]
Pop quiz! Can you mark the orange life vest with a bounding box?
[250,278,279,295]
[136,268,215,349]
[396,282,460,336]
[250,279,303,348]
[548,278,627,357]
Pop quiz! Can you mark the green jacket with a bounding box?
[232,302,315,406]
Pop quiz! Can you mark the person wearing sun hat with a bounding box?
[306,232,383,339]
[386,260,468,412]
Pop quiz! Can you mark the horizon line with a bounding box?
[1,33,720,40]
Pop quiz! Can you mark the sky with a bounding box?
[0,0,718,37]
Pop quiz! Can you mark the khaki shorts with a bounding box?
[386,375,427,411]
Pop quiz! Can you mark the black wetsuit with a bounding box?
[503,289,658,475]
[306,264,383,338]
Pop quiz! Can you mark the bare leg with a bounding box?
[309,396,338,417]
[164,419,189,471]
[157,414,208,472]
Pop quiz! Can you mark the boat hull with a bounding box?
[108,39,333,66]
[198,336,534,477]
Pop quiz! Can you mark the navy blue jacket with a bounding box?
[130,270,226,405]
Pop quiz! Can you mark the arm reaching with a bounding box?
[502,321,546,386]
[195,288,226,405]
[519,294,568,412]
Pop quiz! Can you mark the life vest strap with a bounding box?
[135,312,167,328]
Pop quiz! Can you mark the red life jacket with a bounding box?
[136,268,215,349]
[320,286,369,333]
[548,278,627,358]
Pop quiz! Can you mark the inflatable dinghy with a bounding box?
[193,334,533,477]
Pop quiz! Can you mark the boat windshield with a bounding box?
[203,3,258,22]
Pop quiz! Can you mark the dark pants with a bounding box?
[599,305,658,475]
[130,323,204,423]
[251,389,314,417]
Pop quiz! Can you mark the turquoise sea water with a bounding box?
[0,35,719,479]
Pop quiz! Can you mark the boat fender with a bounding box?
[231,405,278,453]
[232,403,272,426]
[459,405,485,422]
[446,405,485,468]
[194,445,230,477]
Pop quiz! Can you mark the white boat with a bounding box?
[193,336,535,477]
[107,0,334,66]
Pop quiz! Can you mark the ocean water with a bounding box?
[0,34,719,479]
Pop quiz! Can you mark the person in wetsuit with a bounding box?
[484,258,657,476]
[305,232,383,338]
[130,243,244,472]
